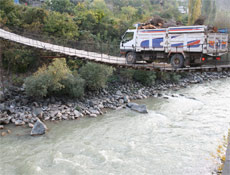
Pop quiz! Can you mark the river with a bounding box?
[1,78,230,175]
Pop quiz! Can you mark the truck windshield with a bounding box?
[122,32,134,43]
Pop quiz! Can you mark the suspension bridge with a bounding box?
[0,28,229,72]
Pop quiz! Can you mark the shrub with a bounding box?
[24,69,50,97]
[3,48,36,73]
[66,59,84,71]
[170,73,181,83]
[119,68,135,83]
[157,72,182,83]
[11,74,26,86]
[157,72,171,82]
[24,58,84,98]
[79,62,114,91]
[133,70,156,86]
[61,74,85,98]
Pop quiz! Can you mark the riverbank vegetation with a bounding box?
[22,57,186,98]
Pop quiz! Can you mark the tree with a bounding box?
[43,11,79,40]
[44,0,74,14]
[188,0,202,25]
[202,0,216,24]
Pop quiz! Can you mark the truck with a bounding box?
[120,25,229,68]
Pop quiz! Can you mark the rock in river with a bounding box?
[31,119,47,136]
[32,108,44,119]
[127,103,148,114]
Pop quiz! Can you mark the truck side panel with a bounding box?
[207,33,228,56]
[136,29,166,52]
[167,33,205,53]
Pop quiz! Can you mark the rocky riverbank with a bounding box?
[0,71,230,134]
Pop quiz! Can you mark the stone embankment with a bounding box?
[0,71,230,135]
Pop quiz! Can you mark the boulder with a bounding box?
[123,95,130,103]
[31,119,47,136]
[32,108,43,119]
[74,110,82,118]
[1,132,7,137]
[127,103,148,114]
[56,112,62,119]
[119,99,124,104]
[0,125,4,129]
[21,99,29,105]
[90,114,97,118]
[116,90,122,96]
[0,103,5,111]
[28,123,34,128]
[88,100,94,107]
[15,120,25,126]
[89,108,100,115]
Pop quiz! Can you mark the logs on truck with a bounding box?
[138,16,218,33]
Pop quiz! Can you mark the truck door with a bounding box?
[120,31,135,51]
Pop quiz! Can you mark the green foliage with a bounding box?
[22,8,48,32]
[170,73,181,83]
[66,59,84,71]
[43,11,79,40]
[60,73,85,98]
[24,68,50,97]
[0,0,22,26]
[157,72,181,83]
[25,58,84,98]
[2,48,36,73]
[0,0,185,46]
[133,70,156,86]
[44,0,74,14]
[79,62,114,91]
[119,68,135,83]
[157,72,171,82]
[0,0,188,83]
[11,74,25,86]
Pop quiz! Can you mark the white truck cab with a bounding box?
[120,29,137,52]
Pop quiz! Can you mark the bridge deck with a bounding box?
[0,28,230,72]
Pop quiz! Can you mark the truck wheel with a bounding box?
[126,52,136,64]
[170,54,184,68]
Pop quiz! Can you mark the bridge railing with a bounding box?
[2,26,121,56]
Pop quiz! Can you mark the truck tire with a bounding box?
[126,52,136,64]
[170,54,184,68]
